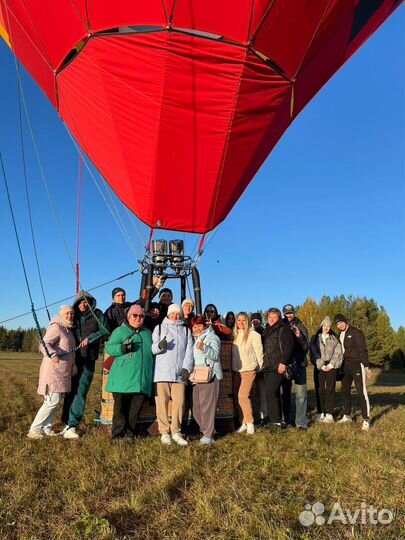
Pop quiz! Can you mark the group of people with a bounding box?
[27,283,372,445]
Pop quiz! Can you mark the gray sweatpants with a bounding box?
[192,378,220,438]
[30,393,62,431]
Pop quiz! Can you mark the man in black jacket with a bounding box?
[104,287,133,332]
[263,308,294,429]
[62,290,109,439]
[334,313,371,431]
[282,304,309,430]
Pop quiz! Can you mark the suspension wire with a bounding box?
[17,62,51,321]
[99,173,140,258]
[75,148,83,293]
[10,54,76,275]
[1,152,52,357]
[62,125,140,258]
[13,84,110,339]
[186,275,194,299]
[7,46,127,338]
[123,204,148,251]
[189,234,200,260]
[200,223,223,254]
[0,269,139,326]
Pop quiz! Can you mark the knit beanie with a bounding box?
[321,316,332,327]
[334,313,348,324]
[112,287,125,299]
[167,303,182,316]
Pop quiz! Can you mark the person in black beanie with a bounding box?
[250,312,268,426]
[334,313,371,431]
[104,287,133,332]
[251,312,264,336]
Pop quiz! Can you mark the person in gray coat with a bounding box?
[152,303,193,446]
[309,316,343,423]
[191,316,222,445]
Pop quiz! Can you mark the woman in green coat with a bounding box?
[105,304,154,440]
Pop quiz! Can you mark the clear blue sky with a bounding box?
[0,8,404,331]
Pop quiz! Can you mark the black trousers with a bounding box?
[264,371,284,424]
[313,367,322,414]
[318,369,337,415]
[111,393,145,438]
[280,377,293,425]
[341,362,370,419]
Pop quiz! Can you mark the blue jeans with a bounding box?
[294,366,307,428]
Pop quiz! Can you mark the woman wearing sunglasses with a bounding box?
[203,304,232,339]
[105,304,154,441]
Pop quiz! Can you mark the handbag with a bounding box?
[189,365,212,384]
[102,355,116,371]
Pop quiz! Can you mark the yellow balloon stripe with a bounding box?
[0,24,10,47]
[0,5,10,47]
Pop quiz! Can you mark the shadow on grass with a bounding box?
[374,369,405,387]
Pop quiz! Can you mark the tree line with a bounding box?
[253,295,404,368]
[0,295,404,368]
[0,326,43,354]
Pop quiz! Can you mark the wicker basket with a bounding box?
[99,341,236,428]
[220,340,232,370]
[219,369,233,395]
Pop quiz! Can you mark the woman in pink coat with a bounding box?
[27,305,77,439]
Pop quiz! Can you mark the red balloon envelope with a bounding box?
[0,1,403,232]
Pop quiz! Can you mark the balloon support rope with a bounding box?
[0,152,51,357]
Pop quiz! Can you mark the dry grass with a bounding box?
[0,352,403,540]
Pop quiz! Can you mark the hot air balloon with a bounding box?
[0,0,403,236]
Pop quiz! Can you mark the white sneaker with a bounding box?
[200,436,215,445]
[160,434,172,445]
[63,427,79,439]
[315,413,325,424]
[337,415,352,424]
[362,420,370,431]
[323,414,334,424]
[27,429,44,440]
[246,423,255,435]
[171,432,188,446]
[43,426,58,436]
[236,423,247,433]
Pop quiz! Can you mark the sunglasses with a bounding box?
[130,314,145,319]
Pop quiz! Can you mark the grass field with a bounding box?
[0,352,403,540]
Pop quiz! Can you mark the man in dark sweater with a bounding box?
[334,313,371,431]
